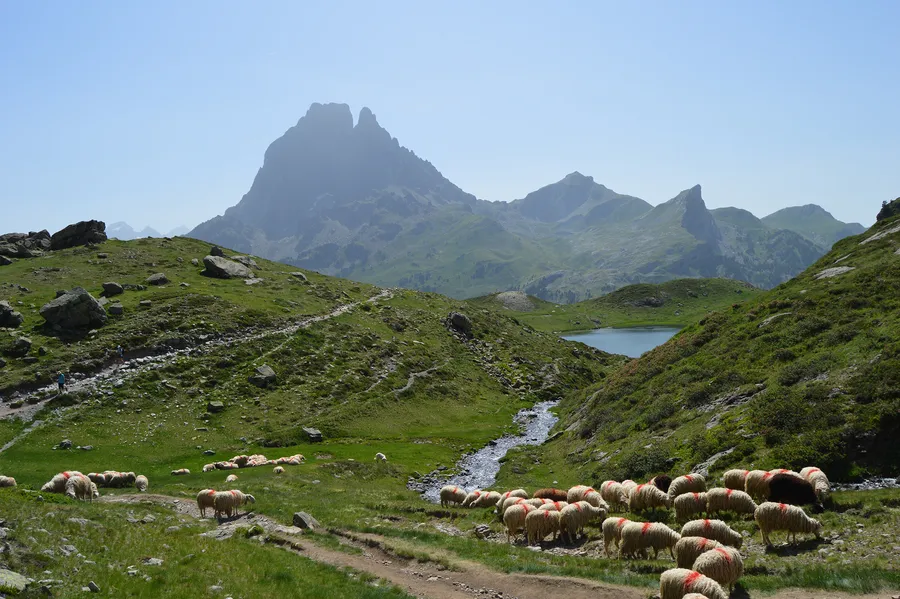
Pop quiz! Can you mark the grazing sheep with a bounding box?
[600,480,628,512]
[754,502,823,546]
[213,489,255,518]
[87,472,106,485]
[533,488,568,501]
[502,503,536,542]
[601,517,632,557]
[659,568,728,599]
[621,479,638,496]
[706,488,757,517]
[0,476,16,488]
[102,471,136,488]
[273,466,285,474]
[461,490,483,507]
[471,491,503,508]
[374,452,387,462]
[559,501,607,544]
[170,468,190,476]
[440,485,468,507]
[91,482,99,500]
[722,469,749,490]
[693,546,744,592]
[629,483,672,511]
[498,497,545,517]
[668,474,707,499]
[620,521,681,559]
[65,474,93,501]
[675,536,723,569]
[799,467,830,503]
[768,468,802,479]
[135,475,149,492]
[525,508,561,545]
[674,492,708,522]
[537,500,569,512]
[650,474,673,493]
[225,474,238,483]
[680,519,743,548]
[567,485,608,509]
[768,473,819,507]
[41,471,84,493]
[743,469,773,500]
[499,489,529,503]
[197,489,217,517]
[202,463,216,473]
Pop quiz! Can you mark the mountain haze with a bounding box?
[191,103,865,302]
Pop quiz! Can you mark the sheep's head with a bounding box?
[812,518,823,537]
[731,531,744,548]
[245,494,256,504]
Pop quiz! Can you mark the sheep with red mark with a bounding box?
[601,517,632,557]
[559,501,606,544]
[668,474,707,499]
[680,519,743,548]
[659,569,728,599]
[502,503,536,542]
[674,536,723,569]
[41,471,84,493]
[629,483,672,511]
[621,479,638,497]
[197,488,217,517]
[799,466,830,503]
[64,474,94,501]
[471,490,502,508]
[706,487,757,517]
[599,480,628,512]
[537,500,568,512]
[743,469,773,500]
[754,501,823,546]
[135,475,149,492]
[461,490,483,507]
[171,468,191,476]
[693,546,743,592]
[620,521,681,559]
[674,492,708,522]
[567,485,608,510]
[525,508,561,545]
[533,488,568,501]
[722,469,749,491]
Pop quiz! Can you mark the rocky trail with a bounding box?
[0,289,394,447]
[100,494,895,599]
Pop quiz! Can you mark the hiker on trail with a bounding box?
[57,372,66,393]
[117,344,124,363]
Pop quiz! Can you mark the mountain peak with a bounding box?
[357,106,378,128]
[301,102,354,133]
[563,171,593,183]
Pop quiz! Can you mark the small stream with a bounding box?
[413,400,559,503]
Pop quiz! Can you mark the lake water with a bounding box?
[562,326,680,358]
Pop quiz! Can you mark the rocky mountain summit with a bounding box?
[1,220,107,262]
[190,103,867,302]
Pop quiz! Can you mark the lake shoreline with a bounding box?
[562,326,681,358]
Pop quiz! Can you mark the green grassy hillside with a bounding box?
[469,278,762,332]
[513,211,900,484]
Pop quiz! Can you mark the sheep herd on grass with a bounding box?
[441,465,830,599]
[198,452,305,473]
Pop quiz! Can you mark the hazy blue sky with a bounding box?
[1,1,897,233]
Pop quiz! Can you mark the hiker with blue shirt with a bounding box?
[57,372,66,393]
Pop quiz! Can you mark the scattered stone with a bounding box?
[50,220,107,250]
[38,346,47,356]
[78,445,93,451]
[180,282,190,288]
[22,356,38,364]
[302,427,323,443]
[292,512,320,530]
[289,272,307,281]
[244,278,262,285]
[202,256,253,280]
[248,365,276,387]
[123,284,146,291]
[206,401,225,414]
[98,297,109,307]
[55,290,67,298]
[6,337,31,358]
[146,273,169,285]
[140,514,156,524]
[191,258,199,266]
[139,300,152,307]
[39,287,108,331]
[57,439,73,450]
[446,311,473,337]
[141,557,163,566]
[203,449,216,455]
[0,568,29,594]
[815,266,856,279]
[109,304,124,316]
[0,255,11,266]
[97,253,108,259]
[87,581,100,593]
[210,246,225,257]
[0,300,24,328]
[102,282,124,296]
[231,255,258,269]
[0,230,51,258]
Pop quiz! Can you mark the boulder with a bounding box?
[50,220,107,250]
[0,255,11,266]
[232,255,259,269]
[139,300,152,307]
[102,282,124,296]
[146,273,168,285]
[109,304,124,315]
[202,256,253,279]
[6,337,31,357]
[0,301,24,328]
[58,439,73,450]
[290,272,308,281]
[446,311,473,337]
[302,427,323,442]
[210,246,225,257]
[55,290,67,298]
[248,365,276,387]
[0,568,29,595]
[39,287,108,331]
[206,401,225,413]
[0,230,51,258]
[0,358,6,368]
[191,258,199,266]
[292,512,320,530]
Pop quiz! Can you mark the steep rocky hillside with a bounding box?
[525,208,900,482]
[190,103,866,302]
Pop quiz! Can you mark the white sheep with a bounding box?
[41,471,84,493]
[620,521,681,559]
[567,485,608,509]
[799,466,830,503]
[668,474,707,499]
[135,475,149,492]
[536,500,568,512]
[461,490,483,507]
[621,479,638,496]
[525,508,561,545]
[743,469,773,500]
[629,483,672,511]
[170,468,191,476]
[87,472,106,485]
[65,474,93,501]
[213,489,256,518]
[706,487,757,517]
[599,480,628,511]
[471,491,503,508]
[693,546,743,592]
[440,485,468,507]
[674,536,723,569]
[721,469,749,490]
[769,468,802,479]
[680,519,743,548]
[601,517,632,557]
[498,489,529,505]
[659,568,728,599]
[754,501,823,546]
[374,452,387,462]
[559,501,606,544]
[225,474,238,483]
[202,463,216,473]
[674,492,708,522]
[273,466,285,474]
[91,481,99,500]
[0,475,16,488]
[502,503,536,542]
[197,488,217,517]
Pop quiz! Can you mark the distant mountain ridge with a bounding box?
[108,222,191,240]
[190,102,866,302]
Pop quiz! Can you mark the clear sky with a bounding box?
[1,1,897,234]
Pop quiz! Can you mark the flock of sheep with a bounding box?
[168,452,307,477]
[196,488,256,518]
[441,466,830,599]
